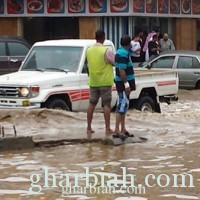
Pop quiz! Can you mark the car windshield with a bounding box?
[21,46,83,72]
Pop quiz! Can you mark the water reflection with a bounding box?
[0,141,199,200]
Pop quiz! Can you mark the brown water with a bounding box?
[0,90,200,200]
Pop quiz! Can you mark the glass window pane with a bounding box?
[151,56,175,68]
[192,57,200,68]
[8,42,29,56]
[0,42,6,56]
[177,57,193,69]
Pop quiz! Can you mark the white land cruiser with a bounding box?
[0,39,178,113]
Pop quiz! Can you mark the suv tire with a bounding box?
[46,98,70,111]
[136,95,156,112]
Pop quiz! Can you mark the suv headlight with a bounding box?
[19,86,40,98]
[19,87,29,97]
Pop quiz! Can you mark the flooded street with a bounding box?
[0,89,200,200]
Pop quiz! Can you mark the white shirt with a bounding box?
[130,40,141,57]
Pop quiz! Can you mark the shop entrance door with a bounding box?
[23,17,79,45]
[101,16,172,49]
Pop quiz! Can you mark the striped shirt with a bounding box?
[115,47,135,82]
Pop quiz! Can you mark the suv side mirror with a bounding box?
[146,64,152,69]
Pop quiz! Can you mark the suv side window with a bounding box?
[0,42,6,56]
[7,42,29,56]
[151,56,175,68]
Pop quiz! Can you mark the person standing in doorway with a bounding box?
[86,29,114,137]
[138,30,146,62]
[148,34,161,60]
[143,30,157,61]
[113,35,136,139]
[130,34,141,63]
[159,33,175,52]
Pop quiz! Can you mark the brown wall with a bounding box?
[79,17,99,39]
[0,18,18,36]
[174,18,197,50]
[0,17,198,51]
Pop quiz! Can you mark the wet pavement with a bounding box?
[0,89,200,200]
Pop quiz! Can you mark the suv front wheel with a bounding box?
[45,98,70,111]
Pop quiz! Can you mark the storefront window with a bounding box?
[100,16,173,48]
[23,17,79,45]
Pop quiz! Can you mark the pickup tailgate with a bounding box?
[134,69,179,97]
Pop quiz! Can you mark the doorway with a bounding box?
[23,17,79,45]
[100,16,173,49]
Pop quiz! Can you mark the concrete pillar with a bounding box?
[174,18,197,50]
[79,17,100,39]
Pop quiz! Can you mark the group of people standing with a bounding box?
[85,29,175,140]
[86,29,135,140]
[130,30,175,64]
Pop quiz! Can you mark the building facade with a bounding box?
[0,0,199,50]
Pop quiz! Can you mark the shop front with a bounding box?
[0,0,199,50]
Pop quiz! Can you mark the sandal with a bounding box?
[112,133,127,140]
[124,131,134,137]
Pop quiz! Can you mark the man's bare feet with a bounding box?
[86,129,95,140]
[86,129,95,134]
[105,128,114,136]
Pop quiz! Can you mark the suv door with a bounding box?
[176,56,200,88]
[7,41,30,73]
[0,42,9,75]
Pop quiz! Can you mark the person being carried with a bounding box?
[113,35,136,140]
[86,29,114,137]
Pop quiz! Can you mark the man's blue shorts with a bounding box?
[116,91,129,114]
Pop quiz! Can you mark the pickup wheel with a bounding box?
[136,95,156,112]
[46,98,70,111]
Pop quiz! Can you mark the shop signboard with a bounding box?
[89,0,107,13]
[110,0,129,13]
[181,0,191,14]
[170,0,180,14]
[158,0,169,14]
[27,0,44,14]
[133,0,145,13]
[146,0,157,13]
[47,0,65,14]
[192,0,200,15]
[0,0,199,18]
[7,0,24,14]
[68,0,86,13]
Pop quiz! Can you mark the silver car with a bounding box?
[140,50,200,89]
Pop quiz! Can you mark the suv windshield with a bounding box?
[21,46,83,72]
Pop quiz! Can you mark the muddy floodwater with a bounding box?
[0,89,200,200]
